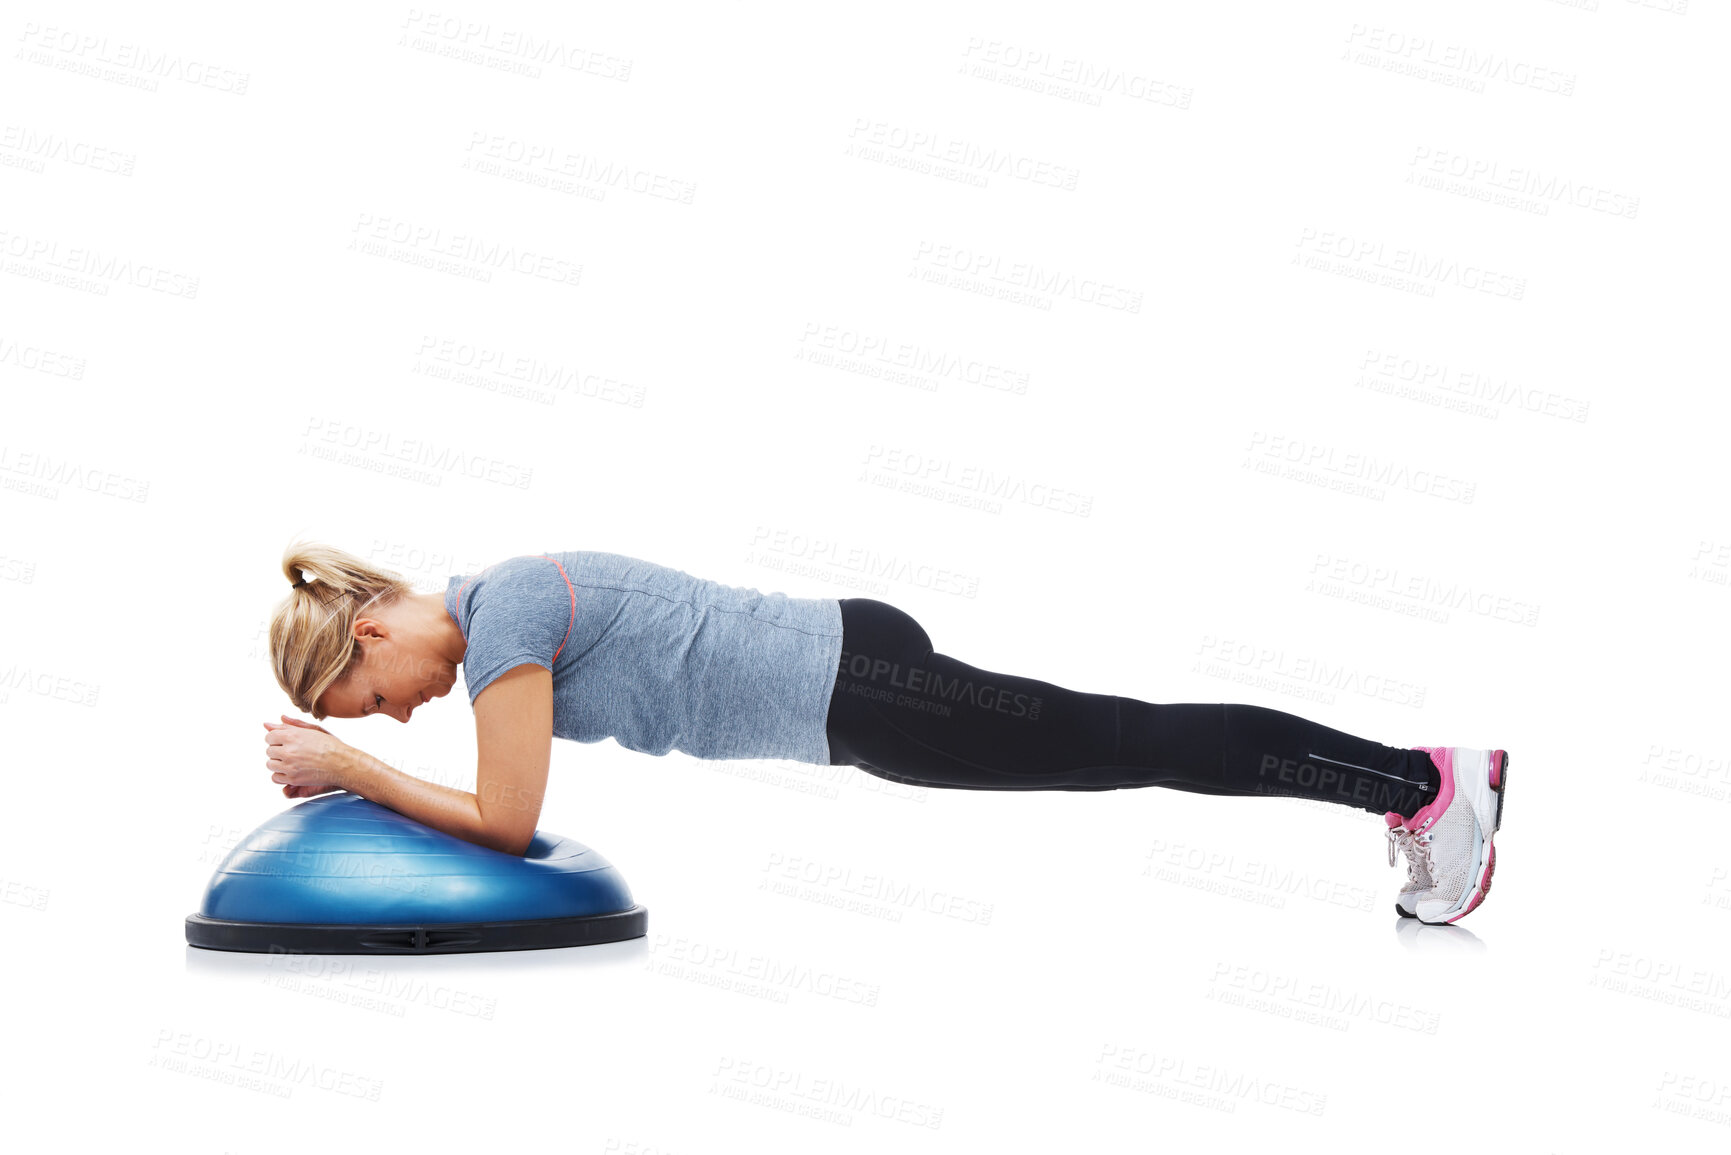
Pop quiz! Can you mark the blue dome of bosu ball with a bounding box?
[186,792,647,954]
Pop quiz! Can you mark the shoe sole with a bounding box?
[1429,748,1506,924]
[1398,748,1507,921]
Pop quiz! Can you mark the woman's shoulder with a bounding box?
[468,551,704,600]
[458,554,573,602]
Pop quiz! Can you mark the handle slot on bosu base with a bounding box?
[354,928,486,950]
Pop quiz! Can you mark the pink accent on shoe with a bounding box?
[1447,843,1496,923]
[1489,749,1504,790]
[1402,746,1455,831]
[1384,811,1407,830]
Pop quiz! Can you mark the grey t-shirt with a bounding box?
[444,552,844,763]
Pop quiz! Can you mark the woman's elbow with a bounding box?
[477,786,543,856]
[480,826,535,857]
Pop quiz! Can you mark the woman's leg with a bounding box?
[824,598,1439,818]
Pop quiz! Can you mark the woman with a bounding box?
[265,542,1507,926]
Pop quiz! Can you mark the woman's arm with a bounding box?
[343,664,553,856]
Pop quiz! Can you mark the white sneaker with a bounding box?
[1384,746,1507,925]
[1385,812,1434,918]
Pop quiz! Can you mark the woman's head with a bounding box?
[271,539,462,722]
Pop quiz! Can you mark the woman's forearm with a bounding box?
[339,748,519,854]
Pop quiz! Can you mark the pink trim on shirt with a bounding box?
[538,554,577,663]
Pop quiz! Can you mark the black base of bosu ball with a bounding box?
[186,793,647,955]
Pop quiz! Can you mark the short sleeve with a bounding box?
[455,556,574,704]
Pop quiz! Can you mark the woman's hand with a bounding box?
[263,715,355,799]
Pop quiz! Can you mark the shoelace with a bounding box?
[1386,824,1435,885]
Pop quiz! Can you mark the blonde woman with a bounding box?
[265,542,1507,925]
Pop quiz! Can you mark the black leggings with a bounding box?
[823,598,1439,818]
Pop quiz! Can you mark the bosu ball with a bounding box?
[186,792,647,954]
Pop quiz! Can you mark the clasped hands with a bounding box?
[263,715,355,799]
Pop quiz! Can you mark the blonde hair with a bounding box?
[271,538,415,720]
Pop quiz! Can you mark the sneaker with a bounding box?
[1385,812,1434,917]
[1385,746,1508,925]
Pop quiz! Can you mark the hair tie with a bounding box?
[292,577,309,588]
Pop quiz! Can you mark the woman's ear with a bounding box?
[351,617,388,643]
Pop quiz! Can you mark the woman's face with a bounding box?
[318,621,457,722]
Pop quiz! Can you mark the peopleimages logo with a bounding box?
[1257,754,1429,817]
[834,649,1042,720]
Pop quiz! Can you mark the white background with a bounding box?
[4,1,1728,1150]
